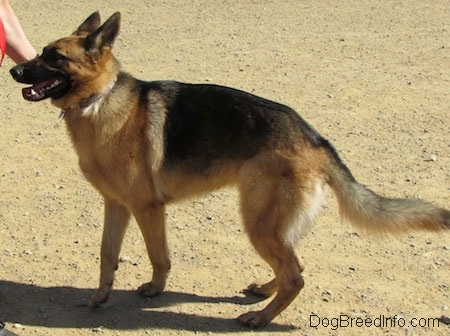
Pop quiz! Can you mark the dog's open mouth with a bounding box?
[10,60,72,102]
[22,77,71,102]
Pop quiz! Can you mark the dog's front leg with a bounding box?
[133,201,171,297]
[88,198,131,307]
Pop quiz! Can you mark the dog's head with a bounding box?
[10,12,121,109]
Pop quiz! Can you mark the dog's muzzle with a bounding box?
[10,60,71,102]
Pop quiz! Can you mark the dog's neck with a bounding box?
[60,78,117,118]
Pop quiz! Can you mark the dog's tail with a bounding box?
[325,144,449,234]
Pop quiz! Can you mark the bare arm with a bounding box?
[0,0,36,64]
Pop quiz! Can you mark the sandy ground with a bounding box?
[0,1,449,335]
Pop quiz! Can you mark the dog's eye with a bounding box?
[42,47,69,63]
[54,53,68,62]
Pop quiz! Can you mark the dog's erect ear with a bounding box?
[85,12,120,55]
[74,11,101,35]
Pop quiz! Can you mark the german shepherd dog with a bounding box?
[10,12,449,328]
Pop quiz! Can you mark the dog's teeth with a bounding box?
[31,89,37,95]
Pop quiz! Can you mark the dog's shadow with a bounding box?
[0,281,296,332]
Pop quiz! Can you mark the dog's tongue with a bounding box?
[22,78,65,102]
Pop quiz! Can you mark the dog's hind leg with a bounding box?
[237,206,305,327]
[89,198,131,307]
[245,255,306,298]
[237,155,324,328]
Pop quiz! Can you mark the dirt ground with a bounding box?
[0,1,449,335]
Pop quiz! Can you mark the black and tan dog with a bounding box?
[10,12,449,328]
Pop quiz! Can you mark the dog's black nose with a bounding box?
[10,65,24,81]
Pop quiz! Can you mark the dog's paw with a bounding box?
[237,311,269,329]
[137,282,164,298]
[243,282,276,298]
[88,288,110,308]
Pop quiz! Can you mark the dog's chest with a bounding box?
[78,145,152,206]
[65,117,154,206]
